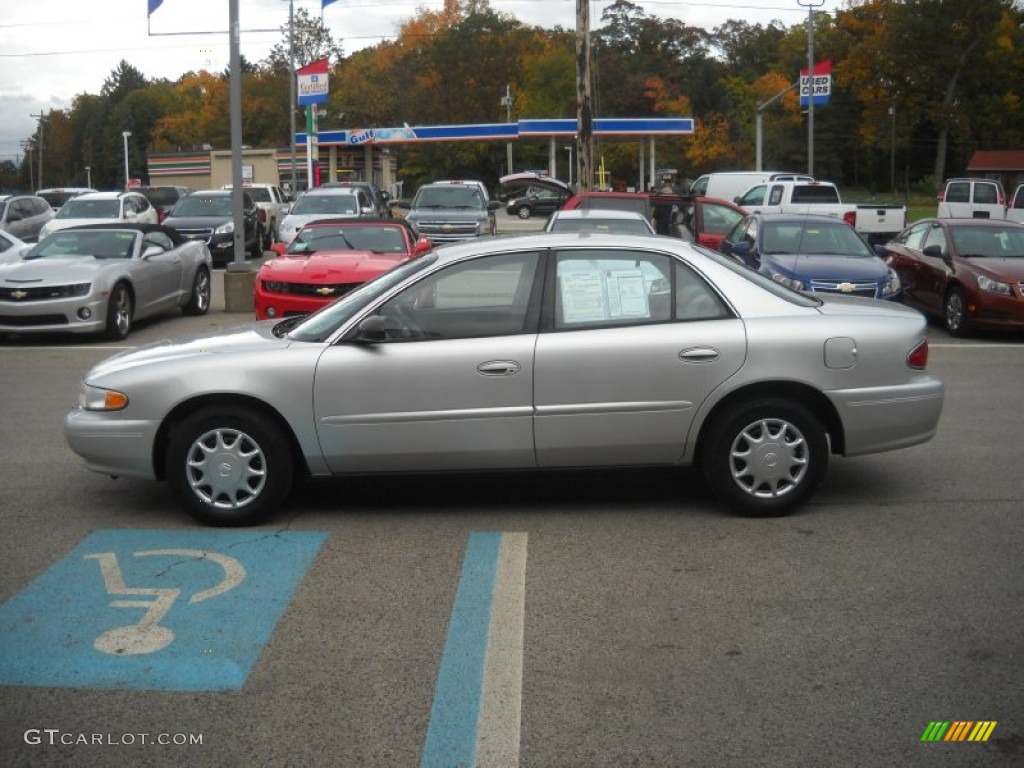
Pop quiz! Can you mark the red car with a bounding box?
[560,191,746,250]
[254,218,432,320]
[879,217,1024,336]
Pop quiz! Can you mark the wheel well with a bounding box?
[694,381,846,464]
[152,394,309,481]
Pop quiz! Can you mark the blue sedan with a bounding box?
[720,213,901,300]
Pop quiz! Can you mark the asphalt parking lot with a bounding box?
[1,222,1023,767]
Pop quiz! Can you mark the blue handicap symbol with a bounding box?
[0,529,327,691]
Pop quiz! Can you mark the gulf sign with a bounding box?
[800,60,832,107]
[297,57,329,106]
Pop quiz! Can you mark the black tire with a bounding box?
[165,407,294,526]
[702,398,828,517]
[103,282,133,340]
[944,286,968,337]
[249,226,265,260]
[517,206,532,220]
[181,267,211,316]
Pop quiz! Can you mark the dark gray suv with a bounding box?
[0,194,55,242]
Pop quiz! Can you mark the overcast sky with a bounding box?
[0,0,845,177]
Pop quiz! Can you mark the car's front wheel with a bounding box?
[944,286,968,336]
[517,206,532,220]
[103,282,133,340]
[702,398,828,517]
[165,407,294,526]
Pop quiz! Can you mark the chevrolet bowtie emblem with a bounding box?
[10,290,28,299]
[838,282,855,293]
[316,287,335,296]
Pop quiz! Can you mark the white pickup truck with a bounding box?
[735,180,907,244]
[224,183,291,244]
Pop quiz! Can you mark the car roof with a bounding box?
[297,187,360,196]
[747,212,853,225]
[72,191,132,200]
[918,217,1024,228]
[61,222,184,244]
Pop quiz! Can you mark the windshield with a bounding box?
[170,195,232,217]
[286,255,437,342]
[37,191,85,208]
[288,225,409,255]
[952,225,1024,257]
[761,221,872,256]
[56,199,120,219]
[413,186,484,210]
[26,230,136,260]
[141,188,182,207]
[290,194,359,216]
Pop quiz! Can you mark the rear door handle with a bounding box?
[477,360,521,376]
[679,347,720,363]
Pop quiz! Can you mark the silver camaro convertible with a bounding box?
[64,234,944,526]
[0,224,212,339]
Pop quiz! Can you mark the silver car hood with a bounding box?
[0,256,106,284]
[87,321,292,378]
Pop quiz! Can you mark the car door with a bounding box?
[911,222,951,316]
[313,250,543,473]
[130,230,185,316]
[533,247,746,467]
[694,199,746,250]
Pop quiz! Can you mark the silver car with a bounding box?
[0,224,212,339]
[545,209,657,235]
[64,234,944,526]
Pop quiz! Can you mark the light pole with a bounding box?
[797,0,825,177]
[121,131,132,189]
[85,165,92,188]
[501,84,513,175]
[565,145,573,187]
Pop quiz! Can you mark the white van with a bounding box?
[689,171,814,203]
[936,178,1006,219]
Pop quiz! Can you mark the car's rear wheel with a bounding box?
[517,206,532,219]
[182,267,211,316]
[165,407,294,526]
[702,398,828,517]
[944,286,968,336]
[104,282,133,340]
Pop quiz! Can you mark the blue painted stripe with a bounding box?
[421,532,502,768]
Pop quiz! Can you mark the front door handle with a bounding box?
[477,360,521,376]
[678,347,720,363]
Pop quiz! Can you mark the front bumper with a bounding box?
[64,407,161,480]
[0,295,108,334]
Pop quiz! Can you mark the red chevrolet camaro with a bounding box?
[254,218,433,320]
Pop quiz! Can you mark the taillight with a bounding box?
[843,210,856,227]
[907,338,928,369]
[998,190,1006,205]
[258,209,267,222]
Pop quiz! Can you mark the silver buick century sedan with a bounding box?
[0,224,212,339]
[64,233,944,526]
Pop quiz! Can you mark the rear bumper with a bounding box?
[828,376,945,456]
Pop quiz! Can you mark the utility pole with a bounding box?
[288,0,297,196]
[798,0,824,177]
[30,111,45,189]
[21,141,34,190]
[501,84,513,175]
[575,0,593,192]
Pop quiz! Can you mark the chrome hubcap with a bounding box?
[185,427,266,509]
[728,418,808,498]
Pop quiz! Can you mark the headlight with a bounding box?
[977,274,1012,295]
[214,221,235,235]
[771,272,805,291]
[78,383,129,411]
[882,268,901,296]
[262,280,286,293]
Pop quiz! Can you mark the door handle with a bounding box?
[678,347,720,363]
[477,360,521,376]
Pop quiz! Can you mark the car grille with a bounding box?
[176,227,215,242]
[0,284,90,301]
[0,313,68,326]
[263,281,360,298]
[416,222,480,242]
[808,280,879,298]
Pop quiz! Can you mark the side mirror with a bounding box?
[141,245,164,259]
[922,244,944,259]
[487,200,501,211]
[396,200,411,210]
[270,242,287,257]
[873,244,888,258]
[412,238,433,256]
[354,314,387,342]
